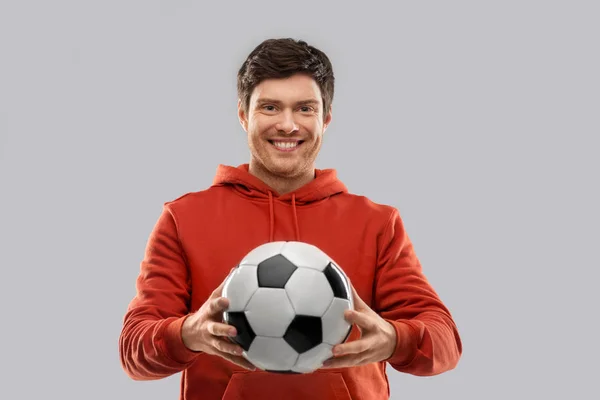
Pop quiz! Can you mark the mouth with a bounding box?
[268,140,304,152]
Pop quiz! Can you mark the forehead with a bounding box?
[250,74,322,104]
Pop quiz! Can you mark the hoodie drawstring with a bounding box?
[268,191,275,242]
[267,191,300,242]
[291,194,299,241]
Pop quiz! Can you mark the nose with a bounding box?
[275,109,299,135]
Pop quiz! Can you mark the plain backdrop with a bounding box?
[1,1,599,399]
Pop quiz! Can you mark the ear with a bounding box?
[237,99,248,132]
[323,104,332,132]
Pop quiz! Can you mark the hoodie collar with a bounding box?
[211,164,347,241]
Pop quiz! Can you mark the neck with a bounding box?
[248,161,315,195]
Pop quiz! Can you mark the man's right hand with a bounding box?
[181,271,256,371]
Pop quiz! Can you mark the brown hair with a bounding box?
[237,38,335,121]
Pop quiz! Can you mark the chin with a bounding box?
[267,161,305,177]
[269,165,299,177]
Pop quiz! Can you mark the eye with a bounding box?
[299,106,314,112]
[262,105,277,112]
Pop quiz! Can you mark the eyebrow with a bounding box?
[256,98,321,107]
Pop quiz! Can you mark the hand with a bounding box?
[321,284,397,369]
[181,270,256,371]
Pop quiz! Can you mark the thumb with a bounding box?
[211,267,237,298]
[350,284,368,312]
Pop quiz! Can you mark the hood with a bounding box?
[211,164,348,241]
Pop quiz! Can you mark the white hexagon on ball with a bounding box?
[222,265,258,312]
[292,342,333,373]
[321,297,353,345]
[280,241,331,271]
[244,288,295,337]
[285,268,334,317]
[246,337,299,371]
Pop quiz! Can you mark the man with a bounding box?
[119,38,462,400]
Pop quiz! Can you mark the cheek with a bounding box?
[247,122,262,140]
[250,120,270,138]
[308,121,323,136]
[307,124,323,144]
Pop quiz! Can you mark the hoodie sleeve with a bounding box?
[373,207,462,376]
[119,205,201,380]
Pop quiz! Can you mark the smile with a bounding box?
[269,140,304,151]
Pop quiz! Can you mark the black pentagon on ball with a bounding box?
[324,262,350,299]
[257,254,298,288]
[223,311,255,352]
[283,315,322,353]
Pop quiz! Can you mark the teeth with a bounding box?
[272,141,299,149]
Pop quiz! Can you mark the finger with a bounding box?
[350,284,368,311]
[332,337,371,357]
[211,280,227,297]
[211,268,237,297]
[216,350,256,371]
[206,321,237,337]
[321,353,366,369]
[220,353,256,370]
[208,297,229,316]
[344,309,377,330]
[211,336,245,356]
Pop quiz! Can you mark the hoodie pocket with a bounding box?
[221,371,351,400]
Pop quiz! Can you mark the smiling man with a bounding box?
[240,63,332,195]
[119,38,463,400]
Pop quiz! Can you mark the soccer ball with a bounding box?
[222,241,354,374]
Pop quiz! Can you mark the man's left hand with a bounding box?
[321,285,397,369]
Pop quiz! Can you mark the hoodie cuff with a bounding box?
[384,319,420,367]
[162,315,202,365]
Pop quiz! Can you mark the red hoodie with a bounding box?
[119,164,462,400]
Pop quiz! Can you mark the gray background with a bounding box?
[1,1,598,399]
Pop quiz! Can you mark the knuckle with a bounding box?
[225,342,240,355]
[220,341,235,355]
[212,339,224,352]
[225,345,238,355]
[205,322,215,335]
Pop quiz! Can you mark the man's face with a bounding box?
[238,74,332,179]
